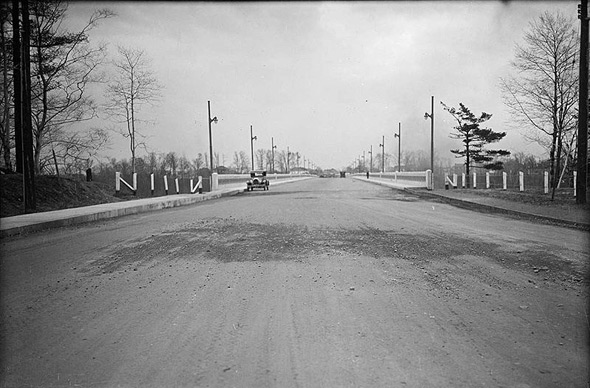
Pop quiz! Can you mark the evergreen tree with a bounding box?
[441,102,510,188]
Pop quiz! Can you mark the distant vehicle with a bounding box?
[246,170,269,191]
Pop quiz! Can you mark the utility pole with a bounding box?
[395,122,401,172]
[207,101,218,172]
[363,151,365,171]
[250,125,257,170]
[379,135,385,173]
[577,0,588,204]
[424,96,435,189]
[287,146,290,173]
[271,137,276,173]
[430,96,434,185]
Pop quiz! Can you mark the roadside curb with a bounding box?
[0,190,236,238]
[353,176,590,231]
[405,188,590,231]
[0,177,312,238]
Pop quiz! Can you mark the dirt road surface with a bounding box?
[1,178,588,387]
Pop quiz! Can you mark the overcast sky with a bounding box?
[67,1,578,170]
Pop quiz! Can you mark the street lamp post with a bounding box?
[271,137,277,173]
[207,100,218,172]
[369,145,373,173]
[379,135,385,173]
[424,95,435,189]
[250,125,257,170]
[362,151,365,171]
[287,146,290,174]
[394,122,401,172]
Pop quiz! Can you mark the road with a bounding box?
[1,177,588,388]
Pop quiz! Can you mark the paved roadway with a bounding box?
[1,178,588,387]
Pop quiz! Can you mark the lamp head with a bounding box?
[211,116,218,124]
[424,112,430,120]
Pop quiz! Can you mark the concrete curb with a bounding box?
[405,188,590,231]
[350,175,415,191]
[0,177,312,238]
[353,176,590,231]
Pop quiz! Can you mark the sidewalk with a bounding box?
[0,177,311,238]
[353,176,590,230]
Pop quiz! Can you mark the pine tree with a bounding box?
[441,102,510,188]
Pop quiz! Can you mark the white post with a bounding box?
[544,171,549,194]
[473,172,477,189]
[212,172,219,191]
[175,178,180,194]
[426,169,433,190]
[190,176,203,193]
[502,172,507,190]
[519,171,524,192]
[485,172,490,189]
[132,173,137,194]
[573,171,577,197]
[115,172,121,192]
[452,174,457,189]
[462,173,466,188]
[164,175,169,194]
[150,173,155,195]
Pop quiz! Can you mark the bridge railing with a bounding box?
[113,172,310,196]
[352,171,432,189]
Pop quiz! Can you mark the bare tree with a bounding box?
[147,151,157,172]
[501,11,579,198]
[105,46,161,173]
[193,153,204,171]
[265,149,273,171]
[43,126,108,175]
[29,1,114,174]
[238,150,249,173]
[213,152,220,169]
[178,154,191,178]
[256,148,265,170]
[276,150,287,173]
[233,151,240,172]
[165,151,177,176]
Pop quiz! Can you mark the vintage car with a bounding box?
[246,170,269,191]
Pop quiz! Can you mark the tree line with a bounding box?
[92,146,314,183]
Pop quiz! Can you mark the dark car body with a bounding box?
[246,170,269,191]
